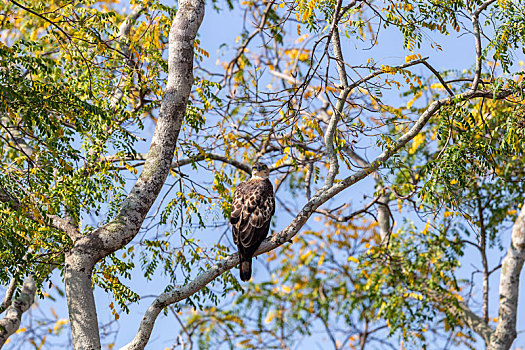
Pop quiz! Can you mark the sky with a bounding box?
[3,0,525,349]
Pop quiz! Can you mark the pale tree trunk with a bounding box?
[449,201,525,350]
[64,0,205,349]
[487,203,525,350]
[65,251,101,349]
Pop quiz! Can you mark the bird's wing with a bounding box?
[238,180,274,248]
[230,181,247,225]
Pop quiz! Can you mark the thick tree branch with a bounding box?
[122,86,519,350]
[64,1,205,349]
[488,202,525,350]
[0,279,17,316]
[0,276,36,347]
[427,289,494,345]
[458,300,494,344]
[459,300,493,344]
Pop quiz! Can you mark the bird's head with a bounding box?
[251,162,269,179]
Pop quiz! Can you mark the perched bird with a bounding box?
[230,162,275,281]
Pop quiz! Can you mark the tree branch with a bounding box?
[470,0,496,91]
[122,85,519,350]
[421,61,454,96]
[225,0,276,79]
[64,1,205,349]
[315,195,380,222]
[0,187,81,240]
[342,147,391,240]
[488,202,525,350]
[0,278,17,315]
[0,276,36,347]
[458,300,493,344]
[323,6,346,188]
[110,2,149,108]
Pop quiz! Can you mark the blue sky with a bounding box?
[3,0,525,349]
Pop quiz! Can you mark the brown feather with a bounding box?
[230,177,274,281]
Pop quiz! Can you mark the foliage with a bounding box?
[0,0,524,349]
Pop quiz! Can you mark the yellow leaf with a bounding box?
[406,91,422,109]
[300,250,311,261]
[408,133,425,154]
[264,311,275,324]
[317,253,325,266]
[53,319,69,334]
[422,221,430,235]
[347,256,359,263]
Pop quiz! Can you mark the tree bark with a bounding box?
[65,249,101,350]
[0,276,36,347]
[487,203,525,350]
[65,0,205,349]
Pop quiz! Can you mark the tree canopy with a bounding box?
[0,0,525,349]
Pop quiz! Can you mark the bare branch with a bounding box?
[421,61,454,96]
[470,0,496,91]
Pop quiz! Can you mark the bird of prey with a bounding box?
[230,162,275,281]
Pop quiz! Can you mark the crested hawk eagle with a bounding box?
[230,162,275,281]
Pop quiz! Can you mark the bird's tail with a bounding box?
[240,259,252,281]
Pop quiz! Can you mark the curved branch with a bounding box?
[121,86,519,350]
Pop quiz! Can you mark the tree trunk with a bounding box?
[64,0,206,348]
[487,203,525,350]
[65,250,100,350]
